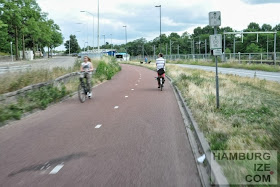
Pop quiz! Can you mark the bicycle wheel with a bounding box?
[78,84,86,103]
[160,78,163,91]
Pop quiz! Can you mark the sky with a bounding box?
[36,0,280,50]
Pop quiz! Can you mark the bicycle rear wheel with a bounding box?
[78,84,86,103]
[160,78,163,91]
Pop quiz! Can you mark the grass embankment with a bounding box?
[123,61,280,184]
[0,57,121,125]
[168,60,280,72]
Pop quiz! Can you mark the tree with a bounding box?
[261,24,272,31]
[64,35,80,54]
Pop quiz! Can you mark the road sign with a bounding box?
[209,11,221,27]
[213,49,222,56]
[210,34,222,49]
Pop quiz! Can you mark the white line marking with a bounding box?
[131,89,134,91]
[135,84,138,86]
[95,124,102,128]
[125,96,128,98]
[114,106,119,109]
[49,164,64,174]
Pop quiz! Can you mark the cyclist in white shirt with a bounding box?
[80,56,94,98]
[156,53,166,88]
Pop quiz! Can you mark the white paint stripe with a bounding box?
[114,106,119,109]
[125,96,128,98]
[95,124,102,128]
[49,164,64,174]
[135,84,138,86]
[131,89,134,91]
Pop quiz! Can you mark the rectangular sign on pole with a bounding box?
[210,34,222,49]
[209,11,221,27]
[213,49,222,56]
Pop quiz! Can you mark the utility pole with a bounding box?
[10,42,13,64]
[177,45,179,55]
[97,0,100,52]
[166,43,168,56]
[267,35,269,60]
[155,5,162,52]
[170,40,171,55]
[205,39,207,56]
[223,32,226,62]
[69,37,71,55]
[274,32,277,66]
[123,26,127,61]
[233,36,236,58]
[153,45,156,59]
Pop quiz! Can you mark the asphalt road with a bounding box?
[176,64,280,82]
[0,56,76,75]
[0,64,201,187]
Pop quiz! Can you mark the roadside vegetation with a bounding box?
[123,61,280,184]
[0,57,121,125]
[167,60,280,72]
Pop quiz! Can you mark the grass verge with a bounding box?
[168,60,280,72]
[0,57,121,126]
[123,61,280,185]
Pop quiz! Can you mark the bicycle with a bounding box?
[78,72,92,103]
[157,68,165,91]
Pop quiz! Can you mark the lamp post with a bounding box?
[155,5,161,53]
[123,26,127,61]
[80,11,95,51]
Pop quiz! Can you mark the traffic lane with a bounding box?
[177,64,280,82]
[0,64,201,186]
[0,65,141,186]
[36,65,200,187]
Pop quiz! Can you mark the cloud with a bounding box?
[36,0,280,50]
[241,0,280,4]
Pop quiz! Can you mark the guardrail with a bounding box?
[131,52,280,65]
[0,72,79,104]
[0,65,32,74]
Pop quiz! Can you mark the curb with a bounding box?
[166,75,229,187]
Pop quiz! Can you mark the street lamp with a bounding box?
[68,36,71,55]
[155,5,161,53]
[80,10,95,51]
[123,26,127,61]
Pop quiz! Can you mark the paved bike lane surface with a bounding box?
[0,64,201,187]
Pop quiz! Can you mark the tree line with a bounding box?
[0,0,63,60]
[97,22,280,56]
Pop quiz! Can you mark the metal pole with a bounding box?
[153,45,155,59]
[166,43,167,56]
[97,0,100,52]
[92,16,94,50]
[205,39,207,56]
[233,36,236,59]
[215,27,220,109]
[223,32,226,62]
[10,42,13,63]
[267,35,269,60]
[193,39,195,54]
[199,37,201,54]
[69,37,71,55]
[274,32,277,66]
[170,40,171,55]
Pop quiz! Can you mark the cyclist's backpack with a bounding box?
[157,68,165,75]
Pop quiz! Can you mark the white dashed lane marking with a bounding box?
[49,164,64,174]
[125,96,128,98]
[114,106,119,109]
[95,124,102,128]
[131,89,134,91]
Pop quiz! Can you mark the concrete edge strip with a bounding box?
[166,75,229,187]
